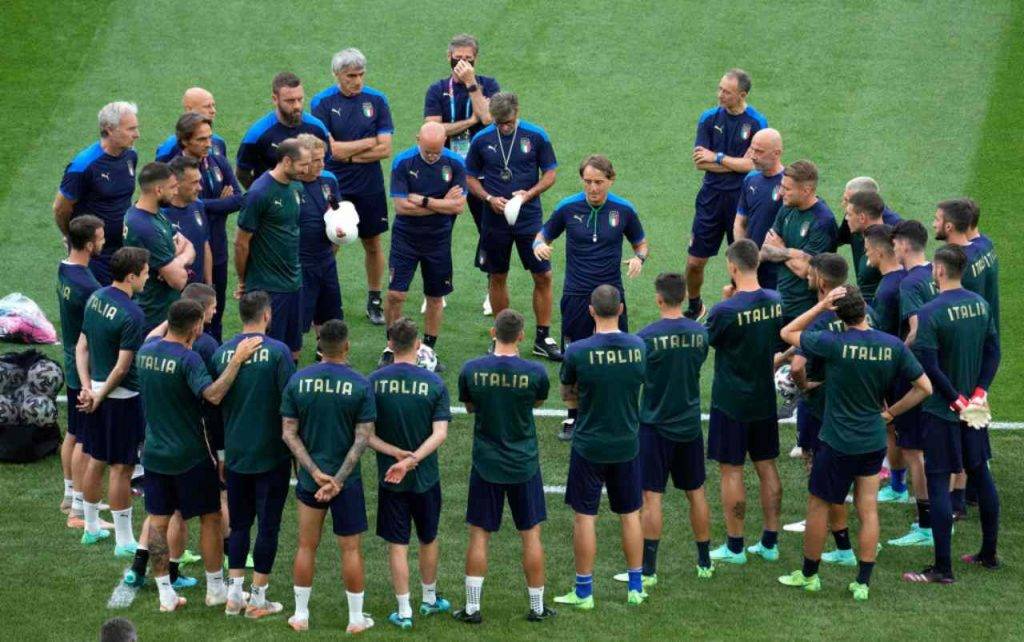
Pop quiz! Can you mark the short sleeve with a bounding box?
[535,367,550,402]
[235,140,260,171]
[705,305,728,347]
[736,179,750,217]
[541,208,566,242]
[279,379,298,418]
[237,191,261,232]
[559,350,577,385]
[624,210,645,245]
[311,96,328,125]
[898,342,925,381]
[132,221,175,270]
[536,134,557,172]
[694,111,712,148]
[184,351,213,396]
[457,367,471,403]
[59,165,87,201]
[389,159,409,198]
[357,384,377,423]
[423,84,442,119]
[120,314,144,352]
[799,330,833,359]
[771,207,786,236]
[432,382,453,421]
[464,138,483,175]
[805,217,838,255]
[451,157,468,190]
[376,96,394,135]
[275,347,296,391]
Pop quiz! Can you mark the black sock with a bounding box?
[169,560,180,583]
[832,528,852,551]
[917,500,932,529]
[696,540,711,568]
[857,560,875,585]
[727,535,744,555]
[802,557,820,577]
[568,408,578,422]
[642,539,659,576]
[761,530,778,549]
[368,290,381,304]
[687,297,702,315]
[536,325,550,340]
[951,488,966,512]
[131,548,150,576]
[423,334,437,349]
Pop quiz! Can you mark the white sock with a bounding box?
[155,574,177,608]
[83,501,100,533]
[465,576,483,615]
[396,593,412,619]
[528,586,544,615]
[251,583,267,606]
[111,508,135,547]
[421,582,437,606]
[71,491,84,515]
[63,478,74,498]
[206,570,225,595]
[228,576,244,600]
[293,586,311,620]
[346,590,364,625]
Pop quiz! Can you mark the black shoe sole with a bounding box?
[532,345,564,362]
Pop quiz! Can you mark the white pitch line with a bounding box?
[54,397,1024,430]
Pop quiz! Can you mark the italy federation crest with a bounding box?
[194,209,204,228]
[520,137,532,155]
[321,183,331,201]
[741,123,752,141]
[608,210,620,228]
[771,184,780,201]
[441,165,452,182]
[800,221,810,237]
[127,160,135,177]
[212,164,223,183]
[362,102,375,119]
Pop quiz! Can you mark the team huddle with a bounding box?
[50,32,1002,631]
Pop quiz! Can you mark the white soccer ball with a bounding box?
[504,194,524,227]
[774,364,799,402]
[415,345,438,372]
[324,201,360,245]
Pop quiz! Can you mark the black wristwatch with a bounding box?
[421,195,429,207]
[466,83,479,93]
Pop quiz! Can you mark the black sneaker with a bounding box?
[683,302,707,322]
[557,419,574,442]
[526,606,557,622]
[452,609,482,624]
[952,507,968,522]
[367,299,385,326]
[532,336,563,362]
[902,566,955,584]
[961,553,1001,569]
[377,347,394,369]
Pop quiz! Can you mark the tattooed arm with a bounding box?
[316,422,374,502]
[281,417,322,479]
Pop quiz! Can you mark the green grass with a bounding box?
[1,0,1023,639]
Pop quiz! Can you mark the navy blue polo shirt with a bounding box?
[541,192,645,296]
[389,146,468,238]
[310,85,394,195]
[298,170,341,266]
[236,111,331,178]
[694,105,767,191]
[423,75,501,142]
[59,142,138,253]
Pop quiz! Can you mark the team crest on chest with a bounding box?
[127,160,135,177]
[608,210,620,228]
[771,185,780,201]
[520,137,532,155]
[441,165,452,182]
[740,123,751,141]
[194,209,203,227]
[362,102,374,119]
[212,164,223,183]
[295,191,303,206]
[800,221,810,237]
[321,183,331,201]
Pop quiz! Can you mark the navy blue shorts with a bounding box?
[343,191,389,239]
[86,395,143,465]
[376,482,442,545]
[689,185,740,259]
[565,448,642,516]
[922,413,963,475]
[640,424,705,492]
[796,402,823,452]
[809,443,885,505]
[144,459,220,519]
[895,405,926,450]
[560,291,628,348]
[707,407,779,465]
[465,468,547,532]
[301,258,342,331]
[479,221,550,275]
[296,477,368,537]
[388,229,454,298]
[66,386,83,438]
[267,290,302,352]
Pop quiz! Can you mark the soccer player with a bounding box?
[280,320,376,633]
[903,245,1001,583]
[213,291,296,618]
[155,87,229,160]
[368,318,452,629]
[123,162,194,332]
[465,92,561,360]
[553,285,647,608]
[171,111,245,340]
[57,215,105,525]
[841,190,901,303]
[75,247,149,554]
[165,156,212,285]
[760,160,838,322]
[236,72,330,188]
[54,101,140,285]
[705,240,784,564]
[837,177,902,301]
[894,220,937,345]
[294,134,343,342]
[135,299,262,612]
[382,122,467,368]
[454,309,555,623]
[619,273,712,584]
[933,198,1000,338]
[778,285,930,600]
[686,69,767,319]
[534,155,647,440]
[235,137,310,362]
[734,128,784,289]
[425,33,501,312]
[311,48,394,326]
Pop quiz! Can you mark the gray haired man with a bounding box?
[311,48,395,326]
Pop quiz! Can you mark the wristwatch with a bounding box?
[466,84,480,93]
[421,195,429,207]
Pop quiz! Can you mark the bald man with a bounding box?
[381,122,468,367]
[155,88,229,161]
[734,128,784,289]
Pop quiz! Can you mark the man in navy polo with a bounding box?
[734,128,784,289]
[311,48,394,326]
[686,69,768,320]
[54,101,140,285]
[237,72,330,188]
[838,177,902,304]
[465,92,561,360]
[424,33,502,314]
[164,155,212,286]
[155,87,228,161]
[381,122,468,368]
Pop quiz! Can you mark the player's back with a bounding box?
[637,317,708,440]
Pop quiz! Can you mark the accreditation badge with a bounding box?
[451,133,471,158]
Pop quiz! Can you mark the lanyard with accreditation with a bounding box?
[448,77,473,158]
